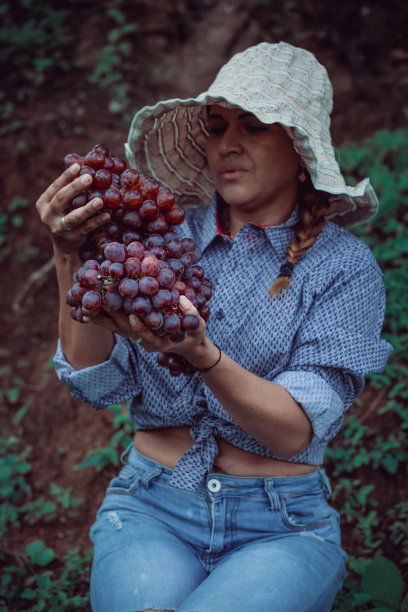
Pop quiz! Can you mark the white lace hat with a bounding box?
[125,41,378,227]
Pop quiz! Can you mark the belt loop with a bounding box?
[264,479,281,511]
[141,465,163,488]
[319,468,332,499]
[120,442,134,465]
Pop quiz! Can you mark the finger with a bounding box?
[178,295,206,335]
[128,314,157,343]
[89,312,126,335]
[38,163,81,208]
[50,172,94,217]
[57,198,109,234]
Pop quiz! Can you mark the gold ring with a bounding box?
[60,216,72,231]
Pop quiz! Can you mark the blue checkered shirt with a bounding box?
[54,197,392,490]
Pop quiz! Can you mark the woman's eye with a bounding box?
[245,125,268,134]
[207,125,226,135]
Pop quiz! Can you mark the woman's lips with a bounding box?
[219,168,247,180]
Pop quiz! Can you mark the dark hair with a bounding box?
[268,172,329,296]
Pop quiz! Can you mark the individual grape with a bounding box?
[104,242,126,263]
[158,259,170,270]
[119,277,139,298]
[122,230,142,245]
[157,268,175,289]
[103,156,114,171]
[109,262,125,279]
[132,295,152,317]
[141,256,160,277]
[93,144,110,156]
[104,186,122,209]
[106,223,123,240]
[82,269,102,289]
[165,206,185,225]
[111,156,127,174]
[173,280,186,294]
[192,265,204,278]
[144,309,163,330]
[104,286,124,310]
[170,288,180,304]
[139,276,159,296]
[169,329,186,343]
[70,193,88,209]
[152,289,172,309]
[181,238,195,252]
[181,314,200,331]
[188,276,201,291]
[127,241,144,259]
[66,289,79,306]
[93,169,112,190]
[184,286,198,307]
[111,173,121,187]
[83,259,100,270]
[71,282,88,302]
[163,312,181,334]
[122,190,143,210]
[82,290,102,312]
[156,187,175,212]
[139,200,158,220]
[123,210,142,228]
[79,165,96,180]
[157,352,170,368]
[165,239,183,258]
[199,284,212,300]
[144,234,165,249]
[199,304,210,322]
[70,306,84,322]
[146,216,168,234]
[84,150,105,169]
[124,257,141,278]
[100,259,112,275]
[180,253,192,268]
[121,169,140,190]
[140,176,159,200]
[64,153,84,168]
[167,258,184,279]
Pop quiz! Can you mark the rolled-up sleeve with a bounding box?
[53,334,141,410]
[272,264,393,447]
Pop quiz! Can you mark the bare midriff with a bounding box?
[133,426,318,477]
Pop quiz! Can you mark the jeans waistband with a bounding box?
[121,443,331,498]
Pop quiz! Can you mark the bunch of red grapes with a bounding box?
[64,144,212,377]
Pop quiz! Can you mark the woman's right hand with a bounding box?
[36,163,111,255]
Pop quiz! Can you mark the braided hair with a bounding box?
[268,171,330,297]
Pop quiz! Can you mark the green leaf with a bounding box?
[26,540,54,567]
[362,556,402,608]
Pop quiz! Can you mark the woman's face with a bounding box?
[205,105,301,216]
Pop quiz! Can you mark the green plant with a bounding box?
[76,404,135,471]
[334,555,408,611]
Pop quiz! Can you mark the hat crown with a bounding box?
[207,42,333,124]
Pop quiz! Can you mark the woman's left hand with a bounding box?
[88,295,211,363]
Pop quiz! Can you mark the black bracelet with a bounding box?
[196,343,222,373]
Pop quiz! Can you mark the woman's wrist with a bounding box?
[180,338,221,372]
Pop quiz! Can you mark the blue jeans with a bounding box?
[89,445,346,612]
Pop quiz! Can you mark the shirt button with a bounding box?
[207,478,221,493]
[215,310,224,320]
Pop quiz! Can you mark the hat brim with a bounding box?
[125,94,378,227]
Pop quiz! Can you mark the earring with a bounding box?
[298,166,307,183]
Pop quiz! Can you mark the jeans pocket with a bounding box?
[278,492,333,532]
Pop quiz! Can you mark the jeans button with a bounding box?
[208,478,221,493]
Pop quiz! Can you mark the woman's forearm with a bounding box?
[54,249,114,370]
[184,340,313,459]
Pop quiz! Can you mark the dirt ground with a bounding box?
[1,0,407,580]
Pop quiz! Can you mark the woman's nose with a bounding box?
[218,127,243,155]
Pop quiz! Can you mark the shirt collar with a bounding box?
[197,193,300,260]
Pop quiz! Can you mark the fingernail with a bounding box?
[70,163,80,174]
[101,213,110,222]
[129,315,137,327]
[179,296,189,308]
[81,174,92,185]
[92,198,103,210]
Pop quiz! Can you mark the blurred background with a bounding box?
[1,0,407,609]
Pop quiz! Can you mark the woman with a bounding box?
[36,42,392,612]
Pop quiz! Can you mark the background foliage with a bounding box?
[0,0,407,610]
